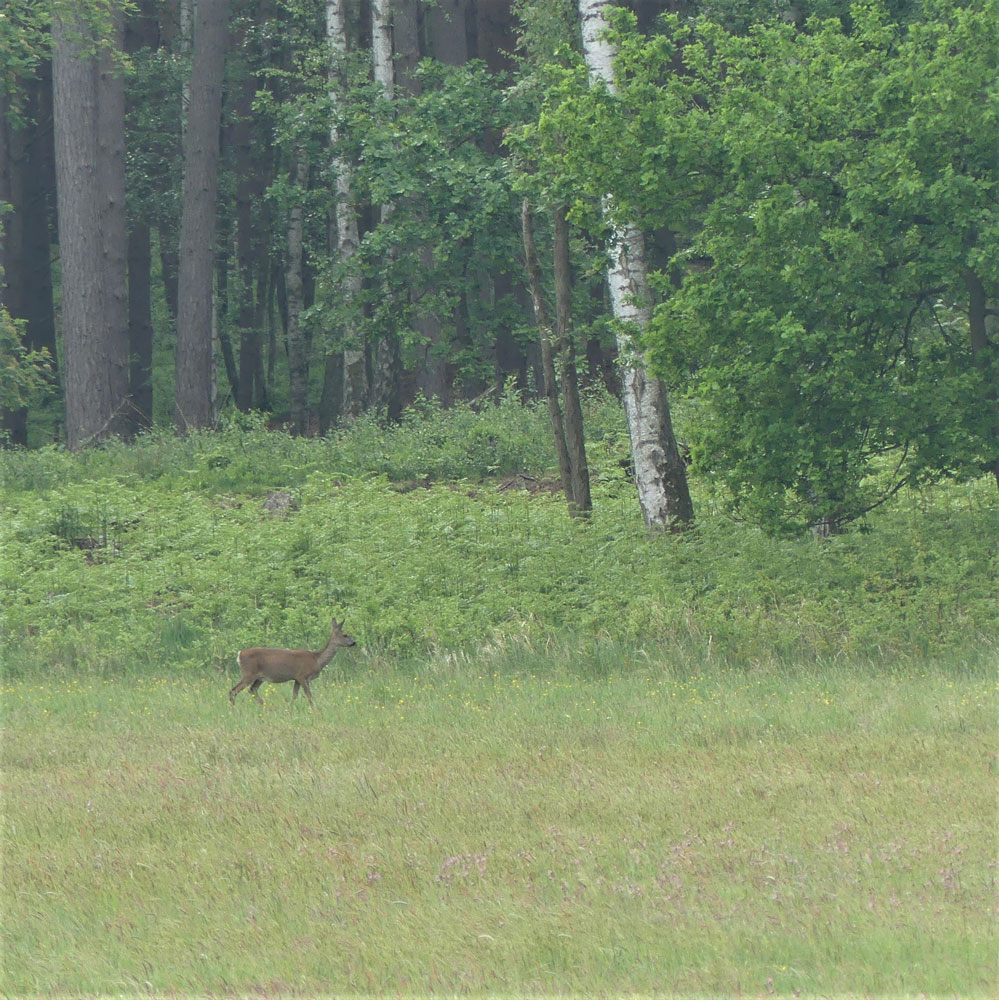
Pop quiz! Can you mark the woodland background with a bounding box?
[1,0,996,535]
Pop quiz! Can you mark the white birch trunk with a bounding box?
[326,0,367,417]
[370,0,402,418]
[578,0,693,529]
[179,0,192,148]
[371,0,394,103]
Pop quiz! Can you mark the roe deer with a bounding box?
[230,617,356,707]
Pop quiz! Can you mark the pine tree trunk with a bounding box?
[125,4,160,431]
[52,11,131,450]
[393,0,421,94]
[127,221,154,429]
[175,0,229,432]
[578,0,693,530]
[231,35,270,414]
[286,153,309,435]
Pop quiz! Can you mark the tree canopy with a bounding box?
[1,0,995,533]
[530,0,997,531]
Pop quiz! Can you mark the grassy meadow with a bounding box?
[4,661,996,996]
[2,395,998,997]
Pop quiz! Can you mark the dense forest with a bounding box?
[1,0,996,534]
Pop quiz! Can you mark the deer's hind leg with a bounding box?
[229,678,250,705]
[230,653,250,705]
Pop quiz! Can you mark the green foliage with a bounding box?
[319,58,529,379]
[0,406,995,680]
[529,0,998,533]
[0,389,565,492]
[0,0,48,107]
[0,299,51,418]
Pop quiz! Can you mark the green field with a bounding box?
[3,661,995,996]
[1,406,997,997]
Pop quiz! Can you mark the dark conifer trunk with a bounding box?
[553,205,591,517]
[286,153,309,434]
[127,222,154,429]
[522,200,574,507]
[53,11,131,449]
[175,0,229,431]
[124,1,163,431]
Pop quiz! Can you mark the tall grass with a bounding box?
[2,661,995,996]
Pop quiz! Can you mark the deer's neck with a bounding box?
[316,642,340,668]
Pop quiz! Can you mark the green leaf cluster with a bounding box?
[0,266,51,417]
[529,0,998,533]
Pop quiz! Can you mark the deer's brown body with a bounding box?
[230,618,355,707]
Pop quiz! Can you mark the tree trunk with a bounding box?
[214,241,240,404]
[52,11,131,450]
[318,349,344,434]
[371,0,393,94]
[610,224,693,529]
[553,205,591,517]
[124,5,161,431]
[175,0,229,432]
[414,0,474,404]
[327,0,367,418]
[393,0,421,94]
[522,199,574,509]
[369,0,403,421]
[263,264,278,408]
[578,0,693,530]
[426,0,471,64]
[392,3,439,408]
[127,221,154,429]
[159,225,180,323]
[286,152,309,434]
[231,26,272,414]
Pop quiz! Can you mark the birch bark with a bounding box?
[326,0,367,418]
[578,0,693,529]
[369,0,403,420]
